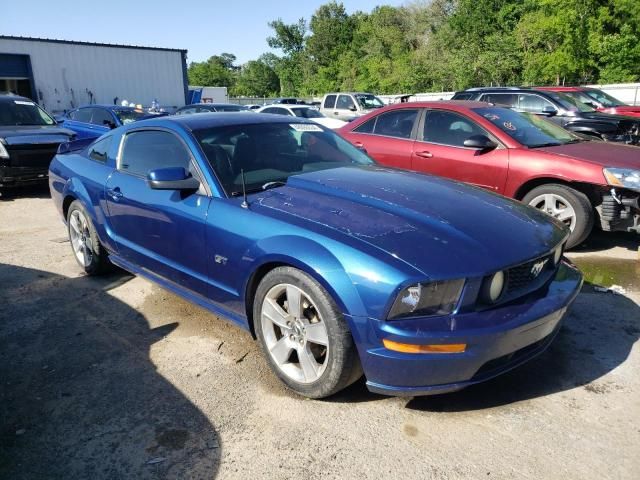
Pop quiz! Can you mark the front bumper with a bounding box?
[0,165,49,188]
[353,261,583,396]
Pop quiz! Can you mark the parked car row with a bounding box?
[7,78,638,399]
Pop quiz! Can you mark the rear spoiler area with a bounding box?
[57,137,95,155]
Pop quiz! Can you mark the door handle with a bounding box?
[353,141,365,149]
[107,187,123,201]
[415,151,433,158]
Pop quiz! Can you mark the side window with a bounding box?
[354,118,376,134]
[517,94,555,113]
[336,95,355,110]
[197,107,215,113]
[91,108,115,127]
[323,95,336,109]
[423,110,487,147]
[177,108,197,115]
[453,93,474,101]
[373,109,418,139]
[119,130,192,177]
[480,93,517,107]
[262,108,279,114]
[88,136,111,163]
[70,108,93,123]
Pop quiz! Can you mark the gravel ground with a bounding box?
[1,186,639,480]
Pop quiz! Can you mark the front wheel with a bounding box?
[254,267,362,398]
[522,184,594,249]
[67,200,112,275]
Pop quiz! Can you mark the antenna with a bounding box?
[240,169,249,209]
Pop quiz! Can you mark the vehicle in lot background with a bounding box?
[187,86,228,104]
[320,92,386,121]
[537,86,640,118]
[0,93,74,193]
[59,105,164,140]
[338,101,640,248]
[452,87,640,144]
[49,112,581,398]
[174,103,248,115]
[256,104,347,129]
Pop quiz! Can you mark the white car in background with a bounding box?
[256,104,347,129]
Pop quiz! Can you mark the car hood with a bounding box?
[313,117,347,129]
[579,111,638,123]
[0,125,75,145]
[536,141,640,169]
[251,166,566,278]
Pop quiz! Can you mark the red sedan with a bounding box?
[537,86,640,118]
[338,101,640,248]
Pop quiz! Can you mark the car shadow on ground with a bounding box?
[0,264,221,479]
[331,284,639,410]
[575,229,639,254]
[0,184,51,201]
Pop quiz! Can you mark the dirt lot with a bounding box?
[1,186,639,480]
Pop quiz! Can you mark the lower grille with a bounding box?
[505,253,555,297]
[7,144,59,169]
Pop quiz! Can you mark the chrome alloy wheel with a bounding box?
[261,283,329,384]
[528,193,577,231]
[69,209,94,267]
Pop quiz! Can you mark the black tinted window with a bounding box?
[480,93,517,106]
[88,136,111,163]
[354,118,375,134]
[373,109,418,139]
[453,93,474,101]
[0,99,55,126]
[120,130,191,176]
[91,108,114,127]
[263,107,290,116]
[323,95,336,109]
[71,108,93,122]
[423,110,486,147]
[177,107,198,115]
[336,95,355,110]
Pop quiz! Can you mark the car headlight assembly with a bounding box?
[479,271,506,304]
[387,279,465,320]
[603,167,640,192]
[0,140,9,159]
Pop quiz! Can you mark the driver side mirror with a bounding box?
[103,120,117,129]
[541,106,558,117]
[349,106,357,112]
[463,134,498,151]
[147,167,200,191]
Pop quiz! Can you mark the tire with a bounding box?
[522,184,594,249]
[66,200,112,275]
[254,266,362,399]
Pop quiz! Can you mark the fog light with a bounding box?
[480,271,505,304]
[382,339,466,354]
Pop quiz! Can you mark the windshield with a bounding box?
[474,107,579,148]
[0,99,55,126]
[113,109,147,125]
[194,122,375,196]
[291,108,323,119]
[215,105,247,112]
[583,89,625,108]
[552,92,596,112]
[355,94,384,109]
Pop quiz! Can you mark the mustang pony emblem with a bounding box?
[530,259,548,278]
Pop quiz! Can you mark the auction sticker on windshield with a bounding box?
[290,123,323,132]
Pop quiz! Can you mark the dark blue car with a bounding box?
[48,113,582,398]
[60,104,162,141]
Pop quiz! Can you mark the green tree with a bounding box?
[233,60,280,97]
[187,53,239,87]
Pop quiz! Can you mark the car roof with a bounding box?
[0,93,36,103]
[135,112,317,131]
[324,92,375,96]
[181,103,244,108]
[535,86,585,92]
[378,100,492,110]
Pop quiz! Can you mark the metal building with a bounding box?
[0,36,188,113]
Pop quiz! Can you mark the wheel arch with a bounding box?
[514,177,599,204]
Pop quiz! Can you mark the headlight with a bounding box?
[0,140,9,159]
[479,271,506,304]
[603,167,640,192]
[387,279,465,320]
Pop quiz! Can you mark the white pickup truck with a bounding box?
[319,92,386,121]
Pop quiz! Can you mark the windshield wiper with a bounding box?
[261,181,287,190]
[529,142,563,148]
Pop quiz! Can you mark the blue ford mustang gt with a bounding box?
[49,113,583,398]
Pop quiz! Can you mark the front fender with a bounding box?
[241,235,367,318]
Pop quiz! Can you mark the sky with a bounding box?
[3,0,406,64]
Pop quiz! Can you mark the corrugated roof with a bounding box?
[0,35,187,54]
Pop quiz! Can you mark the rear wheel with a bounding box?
[522,184,594,249]
[67,200,112,275]
[254,266,361,398]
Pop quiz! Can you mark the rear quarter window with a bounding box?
[88,136,111,163]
